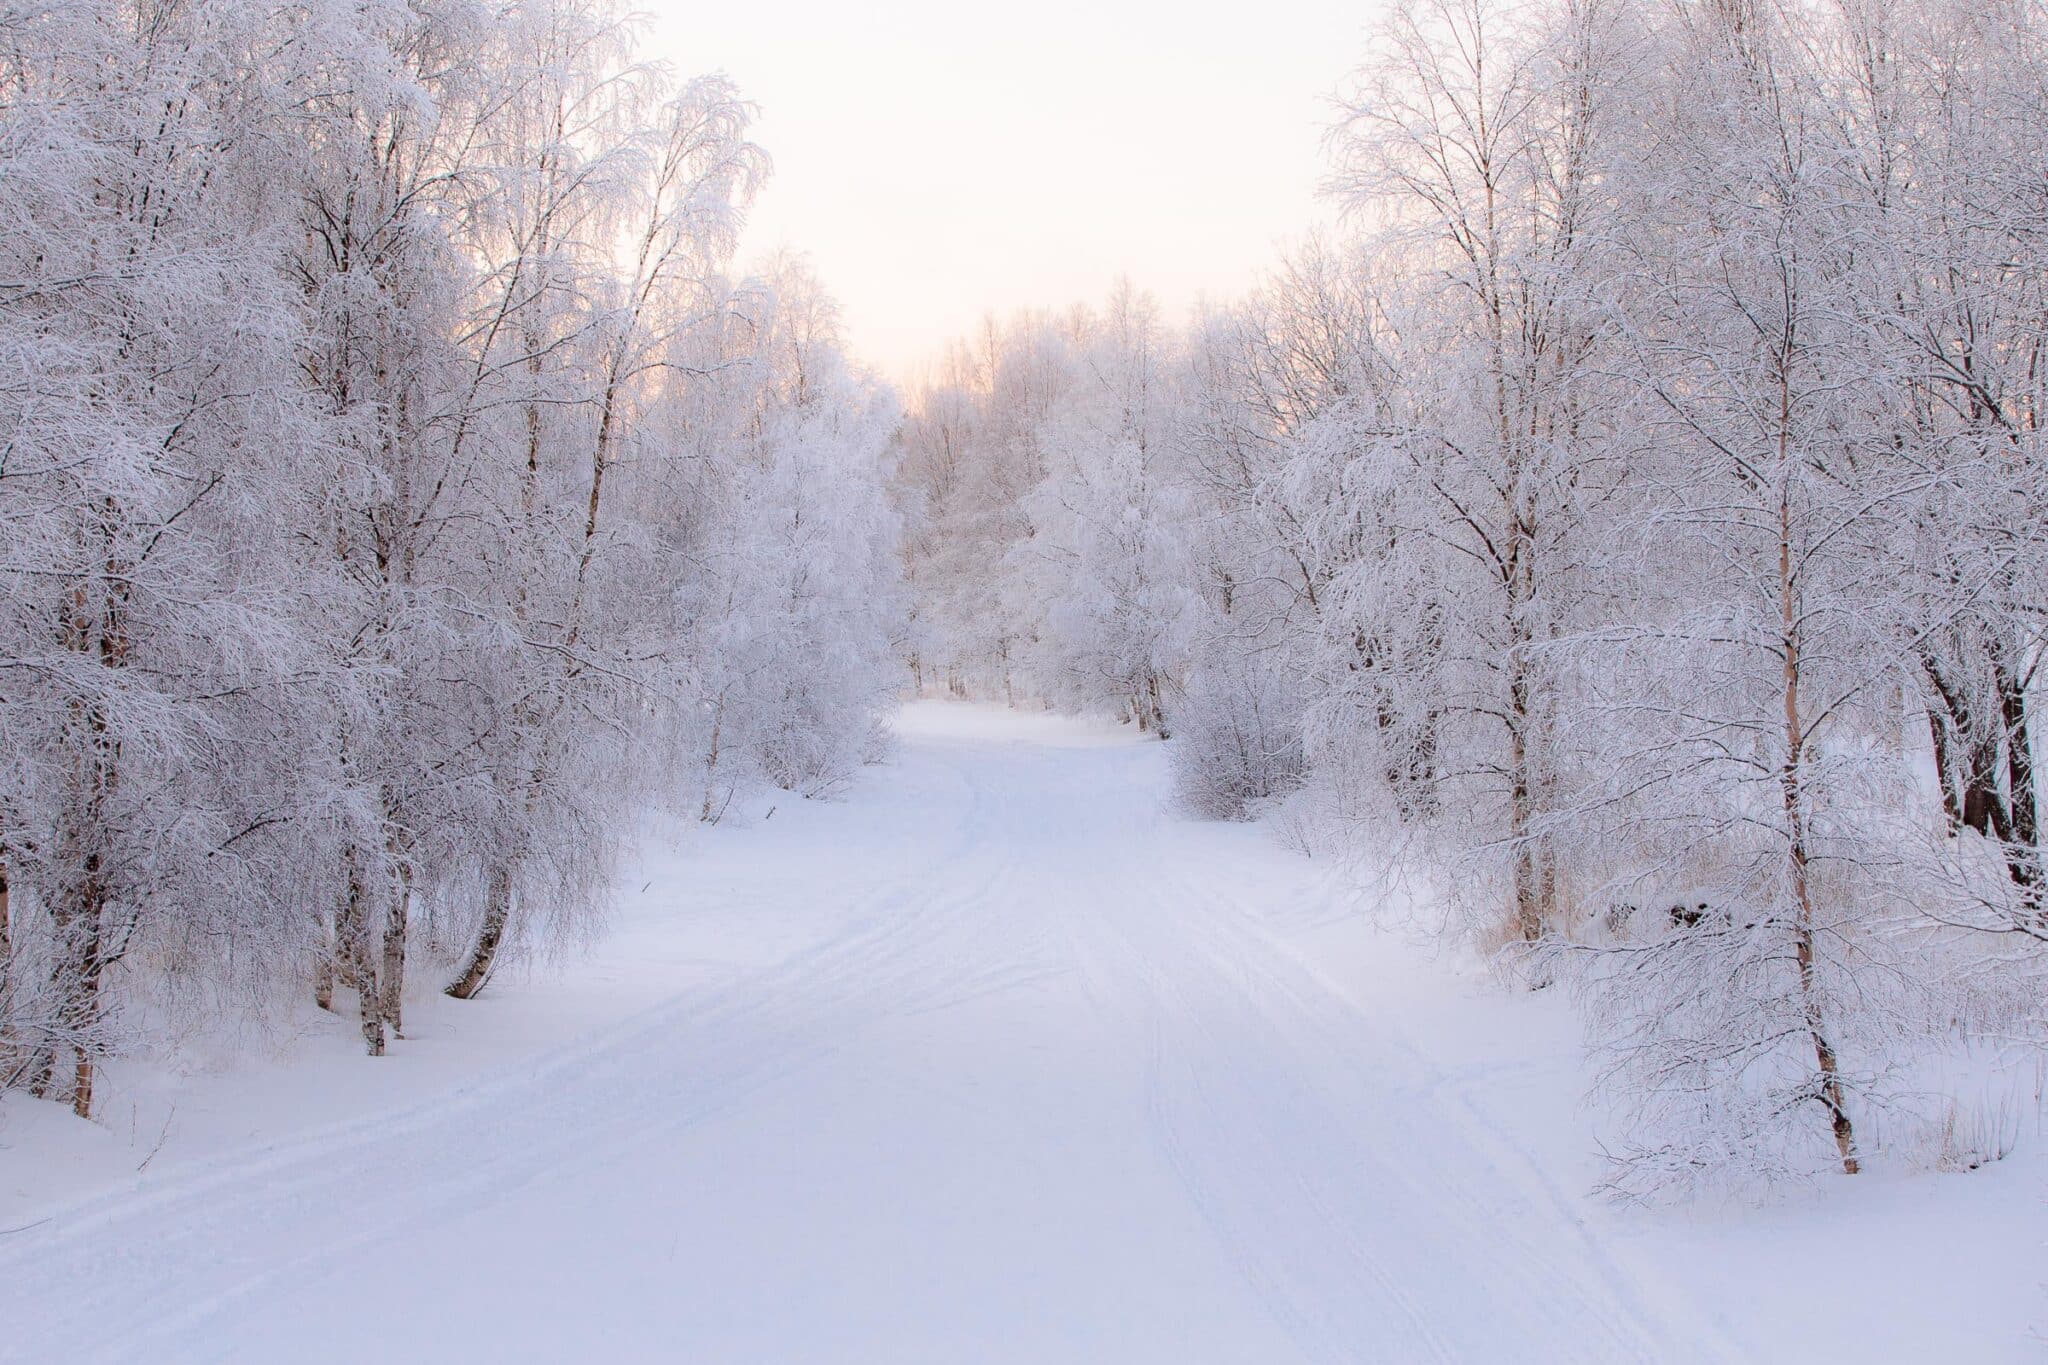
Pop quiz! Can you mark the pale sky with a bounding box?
[646,1,1370,381]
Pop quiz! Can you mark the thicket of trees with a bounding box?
[899,0,2048,1193]
[0,0,905,1115]
[8,0,2042,1198]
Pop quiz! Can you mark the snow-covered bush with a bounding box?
[1170,651,1308,821]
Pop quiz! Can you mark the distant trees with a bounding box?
[676,255,907,820]
[896,285,1195,732]
[895,0,2048,1192]
[0,0,903,1113]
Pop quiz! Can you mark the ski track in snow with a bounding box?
[0,704,1741,1364]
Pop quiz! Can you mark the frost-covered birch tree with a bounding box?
[892,0,2048,1193]
[1,0,903,1105]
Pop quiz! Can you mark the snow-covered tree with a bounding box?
[0,0,901,1107]
[0,0,319,1111]
[892,0,2048,1194]
[680,257,907,818]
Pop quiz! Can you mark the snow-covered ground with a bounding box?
[0,701,2040,1363]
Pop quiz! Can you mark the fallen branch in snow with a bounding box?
[136,1103,177,1173]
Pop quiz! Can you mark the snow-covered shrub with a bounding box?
[1170,652,1308,820]
[675,259,909,817]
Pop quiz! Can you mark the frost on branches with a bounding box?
[0,0,905,1111]
[4,0,2044,1202]
[893,0,2048,1193]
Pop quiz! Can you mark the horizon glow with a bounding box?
[647,1,1370,383]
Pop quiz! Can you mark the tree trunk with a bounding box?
[1922,651,2004,840]
[44,525,128,1116]
[1503,496,1551,945]
[1926,706,1963,832]
[0,852,12,1086]
[380,877,409,1039]
[63,881,105,1120]
[1778,490,1858,1176]
[339,846,385,1056]
[1963,727,2003,839]
[1507,658,1546,944]
[1924,661,1980,833]
[1918,648,2038,922]
[1994,659,2043,921]
[447,864,512,1000]
[0,852,19,1094]
[34,847,109,1119]
[700,700,726,823]
[25,1036,55,1098]
[314,929,335,1012]
[451,363,550,1005]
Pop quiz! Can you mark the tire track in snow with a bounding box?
[0,709,1739,1364]
[1149,855,1750,1363]
[1049,769,1717,1364]
[0,754,1032,1363]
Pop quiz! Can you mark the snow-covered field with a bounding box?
[1,702,2040,1363]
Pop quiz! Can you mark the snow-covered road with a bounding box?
[0,705,1778,1361]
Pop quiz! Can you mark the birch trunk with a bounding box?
[446,864,512,1000]
[1777,435,1858,1176]
[338,845,385,1056]
[380,873,410,1039]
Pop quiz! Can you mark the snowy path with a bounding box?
[2,704,1738,1363]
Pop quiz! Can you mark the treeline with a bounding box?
[0,0,905,1116]
[899,0,2048,1193]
